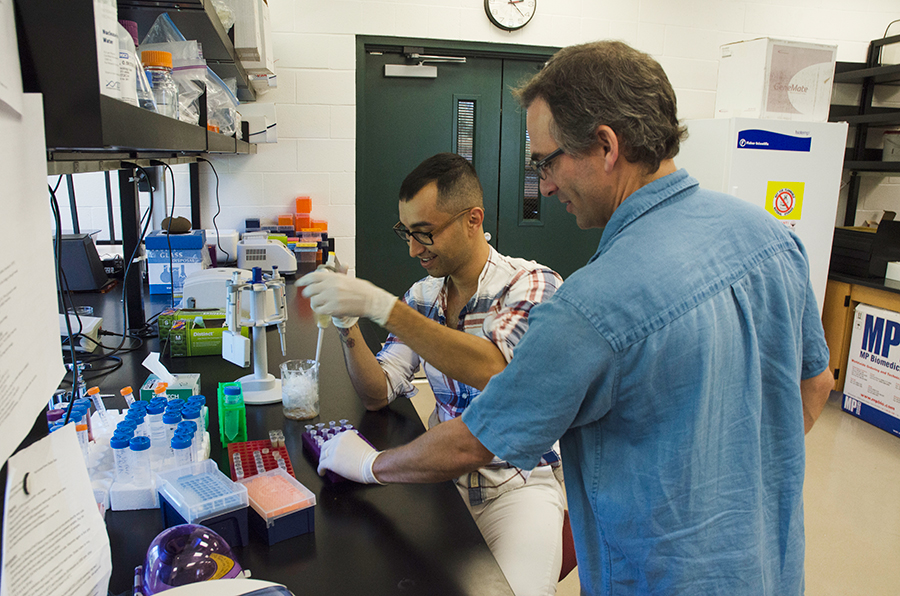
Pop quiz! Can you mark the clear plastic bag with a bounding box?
[212,0,235,31]
[170,64,240,135]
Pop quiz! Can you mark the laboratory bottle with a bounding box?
[116,23,138,107]
[141,51,179,119]
[110,433,132,484]
[171,434,193,468]
[120,386,135,407]
[129,436,152,486]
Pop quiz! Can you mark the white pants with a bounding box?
[456,466,566,596]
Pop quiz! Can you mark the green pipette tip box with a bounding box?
[218,381,248,446]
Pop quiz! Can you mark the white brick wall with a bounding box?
[50,1,900,271]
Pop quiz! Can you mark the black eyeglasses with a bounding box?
[528,148,564,180]
[393,208,473,246]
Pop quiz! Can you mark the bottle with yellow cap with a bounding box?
[141,50,179,119]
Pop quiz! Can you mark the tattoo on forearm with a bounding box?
[338,327,355,348]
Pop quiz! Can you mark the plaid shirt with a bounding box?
[376,246,563,504]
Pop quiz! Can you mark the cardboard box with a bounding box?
[715,37,837,122]
[842,303,900,437]
[145,230,210,296]
[159,308,249,357]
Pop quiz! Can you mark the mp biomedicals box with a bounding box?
[715,37,837,122]
[842,303,900,437]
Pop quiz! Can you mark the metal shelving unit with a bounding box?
[14,0,257,330]
[829,34,900,225]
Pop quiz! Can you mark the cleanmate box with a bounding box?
[843,303,900,438]
[715,37,837,122]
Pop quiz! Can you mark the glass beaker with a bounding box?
[280,359,319,420]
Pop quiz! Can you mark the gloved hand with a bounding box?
[296,269,397,327]
[317,430,384,484]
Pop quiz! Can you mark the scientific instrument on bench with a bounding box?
[237,232,297,275]
[222,267,287,405]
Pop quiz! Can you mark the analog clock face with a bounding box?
[485,0,536,31]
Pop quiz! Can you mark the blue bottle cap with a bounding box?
[187,394,206,405]
[181,407,200,419]
[129,436,151,451]
[223,385,241,395]
[124,409,144,420]
[162,411,182,425]
[171,435,192,450]
[166,399,185,409]
[110,435,130,449]
[177,420,197,433]
[129,400,149,411]
[147,402,166,415]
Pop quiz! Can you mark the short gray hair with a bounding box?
[514,41,687,173]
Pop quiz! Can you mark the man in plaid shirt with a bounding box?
[298,153,565,596]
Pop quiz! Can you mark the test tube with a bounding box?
[171,434,192,469]
[76,398,95,442]
[110,433,132,484]
[124,409,147,437]
[223,385,241,405]
[253,450,264,474]
[146,401,167,457]
[153,383,169,400]
[72,403,90,462]
[86,386,110,431]
[129,436,152,486]
[162,410,182,462]
[187,395,208,430]
[115,420,137,440]
[120,386,135,407]
[233,452,245,480]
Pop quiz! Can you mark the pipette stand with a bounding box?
[222,266,288,405]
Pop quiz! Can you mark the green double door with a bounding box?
[356,39,602,309]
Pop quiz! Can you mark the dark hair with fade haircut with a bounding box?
[513,40,688,174]
[399,153,484,213]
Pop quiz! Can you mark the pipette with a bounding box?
[313,252,339,364]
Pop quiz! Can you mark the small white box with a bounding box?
[234,0,274,75]
[715,37,837,122]
[843,303,900,437]
[238,102,277,143]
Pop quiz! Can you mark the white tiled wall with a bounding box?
[50,1,900,270]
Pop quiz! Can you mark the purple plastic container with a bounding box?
[142,524,243,594]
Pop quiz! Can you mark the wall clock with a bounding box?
[484,0,536,31]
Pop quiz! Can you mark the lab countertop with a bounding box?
[11,279,513,596]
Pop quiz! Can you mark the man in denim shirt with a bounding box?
[316,41,835,595]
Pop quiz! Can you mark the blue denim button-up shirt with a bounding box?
[463,169,828,595]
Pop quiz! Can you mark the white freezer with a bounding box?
[677,117,848,314]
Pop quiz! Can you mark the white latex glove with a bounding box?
[296,269,397,327]
[317,430,384,484]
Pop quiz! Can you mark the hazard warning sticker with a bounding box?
[764,181,805,221]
